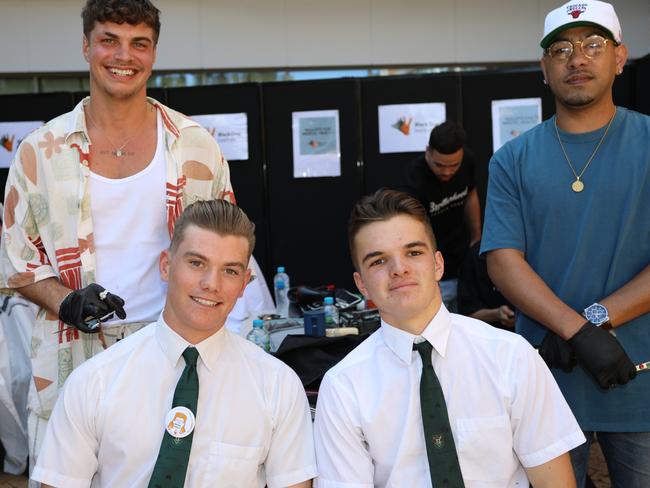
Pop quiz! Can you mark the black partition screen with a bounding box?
[262,78,362,290]
[461,68,556,212]
[635,55,650,115]
[166,83,270,280]
[0,92,75,201]
[612,63,636,110]
[361,74,462,194]
[0,58,646,287]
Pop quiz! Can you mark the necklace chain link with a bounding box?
[554,109,616,193]
[85,103,150,158]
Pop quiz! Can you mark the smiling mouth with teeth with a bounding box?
[109,67,136,76]
[192,296,220,307]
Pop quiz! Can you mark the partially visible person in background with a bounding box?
[0,202,37,476]
[458,240,515,329]
[400,121,482,311]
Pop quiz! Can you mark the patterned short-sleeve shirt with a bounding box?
[0,97,235,418]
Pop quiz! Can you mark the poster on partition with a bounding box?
[291,109,341,178]
[190,113,249,161]
[0,121,44,168]
[491,98,542,152]
[378,102,446,154]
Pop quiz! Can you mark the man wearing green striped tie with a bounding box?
[32,200,316,487]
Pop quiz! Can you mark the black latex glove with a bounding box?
[568,322,637,389]
[59,283,126,333]
[538,331,576,372]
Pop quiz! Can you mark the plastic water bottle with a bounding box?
[323,296,339,327]
[246,319,269,351]
[274,266,290,317]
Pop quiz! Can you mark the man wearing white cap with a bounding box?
[482,1,650,486]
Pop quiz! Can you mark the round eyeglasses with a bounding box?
[545,34,618,62]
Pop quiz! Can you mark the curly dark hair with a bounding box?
[427,121,466,155]
[82,0,161,43]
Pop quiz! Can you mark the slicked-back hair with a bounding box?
[427,121,466,155]
[348,189,437,270]
[82,0,161,43]
[170,200,256,258]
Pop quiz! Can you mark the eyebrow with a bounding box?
[432,159,462,167]
[405,241,429,249]
[182,251,246,270]
[360,240,429,264]
[100,31,153,44]
[184,251,207,261]
[361,250,383,265]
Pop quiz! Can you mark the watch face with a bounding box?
[585,303,608,325]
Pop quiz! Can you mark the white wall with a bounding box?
[3,0,649,73]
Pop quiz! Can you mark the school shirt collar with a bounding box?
[380,303,452,365]
[154,314,226,372]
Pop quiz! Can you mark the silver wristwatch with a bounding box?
[583,303,612,330]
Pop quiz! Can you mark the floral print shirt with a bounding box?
[0,97,235,418]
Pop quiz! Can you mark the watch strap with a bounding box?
[600,320,613,331]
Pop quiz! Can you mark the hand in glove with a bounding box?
[538,331,576,372]
[568,322,637,388]
[59,283,126,333]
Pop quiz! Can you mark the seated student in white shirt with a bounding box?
[32,200,316,488]
[314,189,584,488]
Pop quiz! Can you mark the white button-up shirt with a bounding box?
[32,317,317,488]
[314,305,584,487]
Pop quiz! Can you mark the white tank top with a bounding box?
[88,111,169,325]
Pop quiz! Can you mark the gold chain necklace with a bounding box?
[85,105,149,158]
[554,109,616,193]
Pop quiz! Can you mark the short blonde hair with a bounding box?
[170,200,256,257]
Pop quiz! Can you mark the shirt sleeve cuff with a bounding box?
[479,240,525,256]
[31,466,92,488]
[315,479,374,488]
[518,430,586,468]
[2,265,57,290]
[267,464,318,488]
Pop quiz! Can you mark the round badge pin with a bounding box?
[165,406,195,438]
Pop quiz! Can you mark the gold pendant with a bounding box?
[571,179,584,192]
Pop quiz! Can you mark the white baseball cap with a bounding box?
[540,0,622,49]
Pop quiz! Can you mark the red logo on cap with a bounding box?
[566,4,587,19]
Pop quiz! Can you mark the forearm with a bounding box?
[287,481,312,488]
[16,277,71,317]
[601,263,650,328]
[464,189,482,246]
[525,452,576,488]
[470,308,500,323]
[486,249,584,339]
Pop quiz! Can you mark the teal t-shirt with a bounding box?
[481,107,650,431]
